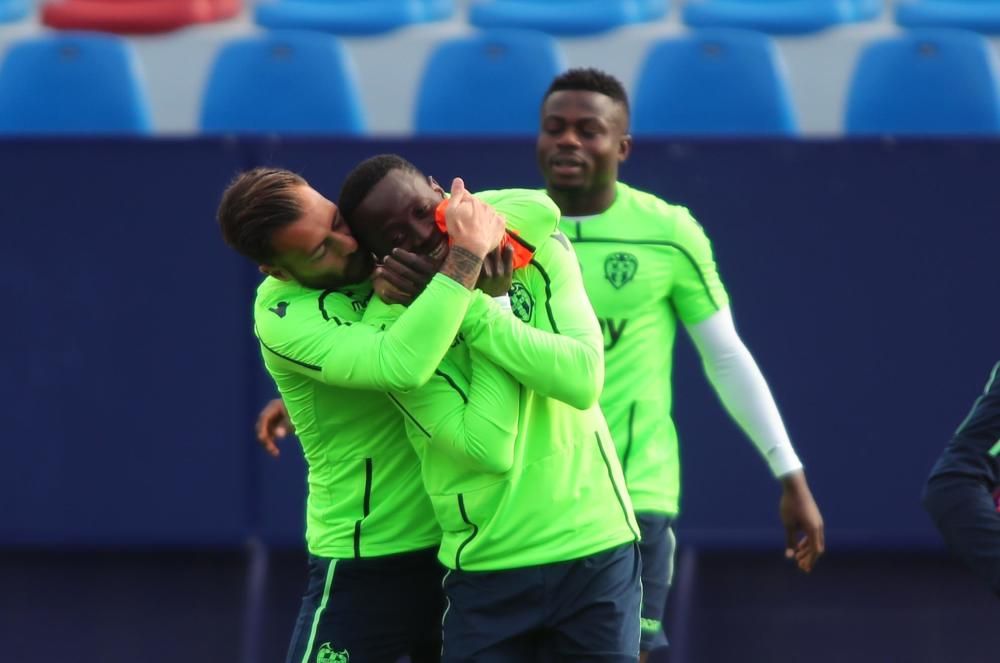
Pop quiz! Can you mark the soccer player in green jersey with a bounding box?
[339,154,642,661]
[217,168,506,663]
[538,68,826,659]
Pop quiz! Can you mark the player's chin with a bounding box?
[545,173,587,191]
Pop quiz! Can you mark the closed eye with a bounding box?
[331,211,345,231]
[309,244,328,262]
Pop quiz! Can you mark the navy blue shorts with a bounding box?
[441,542,641,662]
[923,473,1000,596]
[285,546,445,663]
[636,512,675,652]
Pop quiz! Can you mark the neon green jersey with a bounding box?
[365,190,639,571]
[253,274,476,558]
[560,182,729,515]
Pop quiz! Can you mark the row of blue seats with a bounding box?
[1,28,1000,135]
[5,0,1000,35]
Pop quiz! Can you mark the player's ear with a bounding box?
[428,175,446,197]
[260,264,291,281]
[618,134,633,163]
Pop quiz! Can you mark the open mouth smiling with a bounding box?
[426,234,449,262]
[550,155,586,172]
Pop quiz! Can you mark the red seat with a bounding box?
[210,0,242,21]
[42,0,241,35]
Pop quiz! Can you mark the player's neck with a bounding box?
[547,184,617,217]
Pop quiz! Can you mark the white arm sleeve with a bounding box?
[684,307,803,478]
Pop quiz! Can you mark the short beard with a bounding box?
[546,180,587,193]
[289,259,371,291]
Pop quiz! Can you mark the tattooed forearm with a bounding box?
[440,245,484,290]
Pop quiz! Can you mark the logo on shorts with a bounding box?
[604,252,638,289]
[509,282,534,323]
[316,643,349,663]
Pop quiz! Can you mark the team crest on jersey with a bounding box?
[509,282,534,323]
[316,643,349,663]
[604,252,638,289]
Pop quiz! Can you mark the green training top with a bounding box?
[253,273,476,558]
[560,182,730,516]
[365,189,639,571]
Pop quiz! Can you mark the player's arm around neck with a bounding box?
[333,178,504,392]
[257,184,505,394]
[256,281,465,393]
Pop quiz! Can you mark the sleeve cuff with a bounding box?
[769,445,804,478]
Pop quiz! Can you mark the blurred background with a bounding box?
[1,1,999,662]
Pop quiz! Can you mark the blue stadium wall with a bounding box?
[2,137,997,551]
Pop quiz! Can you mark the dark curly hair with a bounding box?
[544,68,630,115]
[338,154,421,225]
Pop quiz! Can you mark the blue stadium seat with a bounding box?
[632,29,797,135]
[414,29,566,135]
[424,0,456,20]
[200,32,366,135]
[469,0,668,35]
[255,0,454,35]
[0,33,152,134]
[0,0,29,23]
[896,0,1000,32]
[683,0,881,34]
[845,29,1000,135]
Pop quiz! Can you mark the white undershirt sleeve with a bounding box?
[684,307,803,478]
